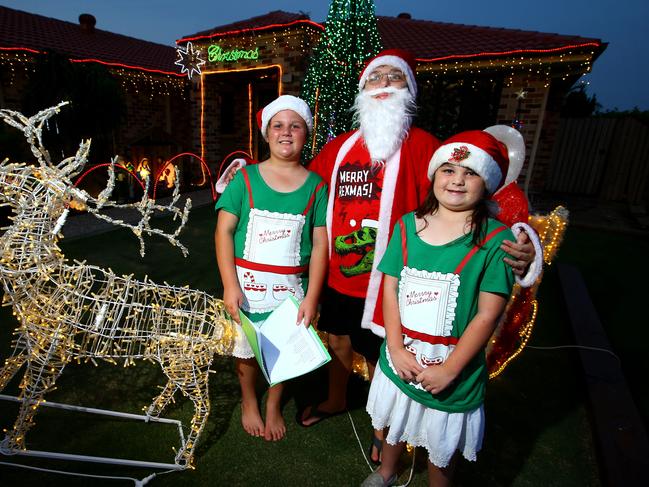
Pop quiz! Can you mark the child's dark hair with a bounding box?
[415,176,490,247]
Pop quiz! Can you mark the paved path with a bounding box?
[61,189,215,240]
[558,263,649,486]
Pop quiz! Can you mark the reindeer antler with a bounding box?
[85,159,192,257]
[1,102,191,257]
[57,139,92,179]
[0,102,70,168]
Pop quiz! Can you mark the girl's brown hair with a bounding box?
[414,171,490,247]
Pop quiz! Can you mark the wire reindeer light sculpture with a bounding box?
[0,102,234,468]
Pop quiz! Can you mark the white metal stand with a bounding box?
[0,394,187,470]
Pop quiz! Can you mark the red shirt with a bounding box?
[328,140,382,297]
[309,127,441,332]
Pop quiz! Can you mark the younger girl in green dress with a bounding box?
[362,130,515,486]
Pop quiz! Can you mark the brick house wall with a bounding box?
[496,76,558,195]
[189,26,319,172]
[0,53,33,110]
[0,54,194,187]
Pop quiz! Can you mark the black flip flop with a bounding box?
[368,433,383,465]
[296,404,345,427]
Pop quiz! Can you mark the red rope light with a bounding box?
[152,152,216,201]
[0,46,41,54]
[1,47,184,76]
[74,163,146,191]
[176,19,323,44]
[248,83,253,156]
[415,42,601,63]
[69,58,186,77]
[201,65,282,170]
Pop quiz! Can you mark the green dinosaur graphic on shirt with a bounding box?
[334,226,376,277]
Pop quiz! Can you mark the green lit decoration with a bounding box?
[301,0,382,158]
[208,45,260,63]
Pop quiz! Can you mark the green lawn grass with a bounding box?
[0,205,610,486]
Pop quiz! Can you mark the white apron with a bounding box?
[235,168,322,314]
[386,219,506,391]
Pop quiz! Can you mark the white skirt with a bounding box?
[366,366,484,468]
[232,322,255,359]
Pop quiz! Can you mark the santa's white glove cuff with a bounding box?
[511,222,543,288]
[215,158,247,194]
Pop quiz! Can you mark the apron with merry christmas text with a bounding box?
[386,219,506,392]
[235,168,324,314]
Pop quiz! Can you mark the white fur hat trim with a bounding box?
[428,142,503,195]
[260,95,313,140]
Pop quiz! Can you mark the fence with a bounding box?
[546,117,649,205]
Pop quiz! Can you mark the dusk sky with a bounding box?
[3,0,647,111]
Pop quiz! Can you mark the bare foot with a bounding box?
[241,399,264,437]
[264,406,286,441]
[299,400,345,427]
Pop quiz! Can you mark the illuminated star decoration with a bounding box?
[512,88,528,129]
[175,42,205,79]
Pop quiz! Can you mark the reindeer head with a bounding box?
[0,103,92,226]
[0,103,192,257]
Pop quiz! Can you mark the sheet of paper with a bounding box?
[258,296,329,385]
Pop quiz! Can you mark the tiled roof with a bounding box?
[1,6,604,77]
[180,10,603,62]
[177,10,319,43]
[376,16,603,62]
[0,5,181,76]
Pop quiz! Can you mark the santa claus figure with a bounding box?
[299,50,540,452]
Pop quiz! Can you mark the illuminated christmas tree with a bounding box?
[301,0,382,157]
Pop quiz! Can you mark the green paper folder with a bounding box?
[239,295,331,386]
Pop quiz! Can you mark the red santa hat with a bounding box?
[256,95,313,140]
[358,49,417,96]
[428,130,509,194]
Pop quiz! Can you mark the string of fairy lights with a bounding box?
[300,0,383,156]
[486,206,569,378]
[0,50,187,101]
[113,67,187,99]
[0,51,36,87]
[0,103,235,468]
[418,50,597,90]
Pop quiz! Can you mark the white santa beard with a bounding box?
[353,87,415,161]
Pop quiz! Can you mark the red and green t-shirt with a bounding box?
[327,140,383,297]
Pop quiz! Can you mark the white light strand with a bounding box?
[0,104,235,468]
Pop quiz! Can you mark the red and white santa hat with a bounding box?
[358,49,417,96]
[428,130,509,195]
[256,95,313,140]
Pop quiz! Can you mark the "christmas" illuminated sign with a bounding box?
[208,45,260,63]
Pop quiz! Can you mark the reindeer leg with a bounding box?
[145,379,179,419]
[0,331,29,392]
[175,370,210,468]
[0,354,27,393]
[1,323,69,452]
